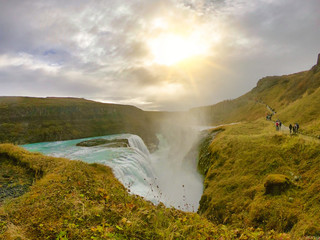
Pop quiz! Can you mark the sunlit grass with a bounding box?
[198,121,320,237]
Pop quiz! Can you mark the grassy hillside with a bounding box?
[189,97,266,125]
[0,144,290,240]
[0,97,158,150]
[276,86,320,137]
[190,58,320,133]
[197,120,320,237]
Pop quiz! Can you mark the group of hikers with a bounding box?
[289,123,300,134]
[275,120,299,134]
[267,113,300,134]
[264,104,300,134]
[275,120,282,131]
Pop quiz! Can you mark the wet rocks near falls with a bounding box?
[76,138,129,148]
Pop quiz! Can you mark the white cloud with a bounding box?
[0,0,319,110]
[0,53,61,73]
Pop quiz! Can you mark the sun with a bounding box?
[148,33,209,66]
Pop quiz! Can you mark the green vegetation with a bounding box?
[198,120,320,238]
[0,144,293,239]
[0,156,33,202]
[189,97,266,125]
[277,86,320,137]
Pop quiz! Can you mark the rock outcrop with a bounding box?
[76,138,129,148]
[264,174,292,195]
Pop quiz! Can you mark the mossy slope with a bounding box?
[198,120,320,237]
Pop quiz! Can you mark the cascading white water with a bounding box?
[108,149,161,203]
[110,135,161,203]
[21,134,163,204]
[128,135,150,157]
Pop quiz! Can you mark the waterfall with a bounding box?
[128,135,150,157]
[22,134,161,204]
[115,135,161,202]
[110,148,161,203]
[21,132,204,212]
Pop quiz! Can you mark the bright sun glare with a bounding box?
[149,33,209,66]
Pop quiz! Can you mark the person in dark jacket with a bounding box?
[289,124,293,134]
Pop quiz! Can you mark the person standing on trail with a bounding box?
[296,123,299,133]
[289,124,293,134]
[275,121,279,131]
[279,121,282,130]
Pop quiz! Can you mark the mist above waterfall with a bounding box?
[148,112,207,211]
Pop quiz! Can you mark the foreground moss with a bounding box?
[0,144,301,239]
[198,120,320,237]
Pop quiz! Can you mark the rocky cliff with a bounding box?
[0,97,158,151]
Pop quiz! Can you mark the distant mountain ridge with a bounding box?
[0,97,158,150]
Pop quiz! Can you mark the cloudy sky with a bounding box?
[0,0,319,111]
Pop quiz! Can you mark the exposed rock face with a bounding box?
[264,174,292,195]
[311,53,320,73]
[0,156,33,203]
[76,138,129,148]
